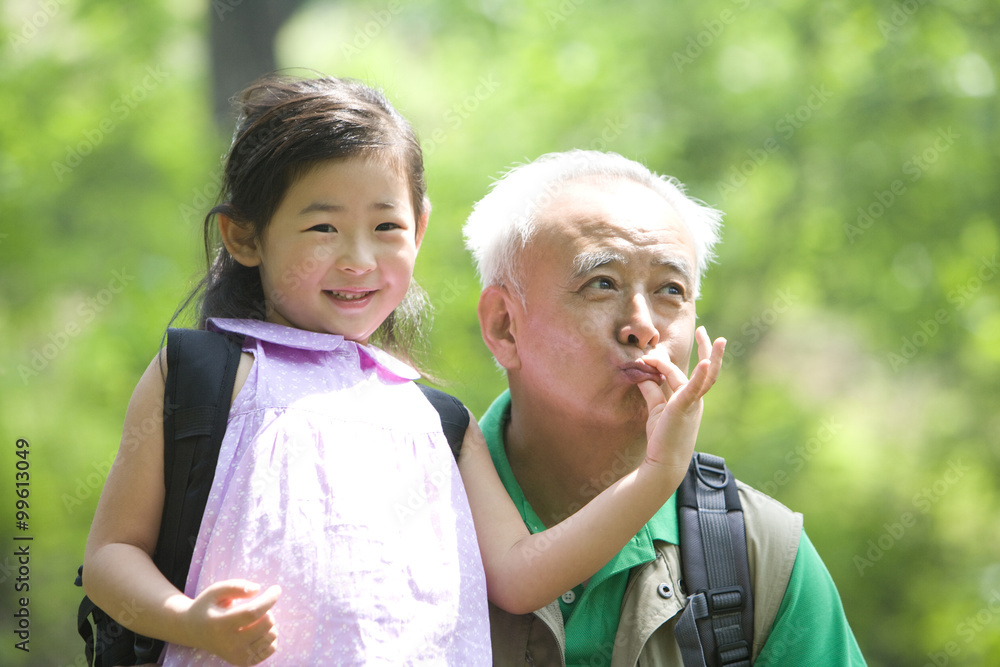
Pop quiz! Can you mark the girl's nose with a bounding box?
[335,238,377,274]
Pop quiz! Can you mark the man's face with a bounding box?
[507,177,699,427]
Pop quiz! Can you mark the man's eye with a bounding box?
[308,224,337,233]
[663,283,684,296]
[587,277,615,290]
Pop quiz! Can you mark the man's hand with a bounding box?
[635,326,726,475]
[183,580,282,666]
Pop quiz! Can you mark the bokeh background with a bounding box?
[1,0,998,665]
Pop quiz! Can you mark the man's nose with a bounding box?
[617,293,659,350]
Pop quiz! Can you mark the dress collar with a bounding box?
[207,318,421,381]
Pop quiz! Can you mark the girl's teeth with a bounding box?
[330,291,368,301]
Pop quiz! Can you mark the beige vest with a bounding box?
[489,481,803,666]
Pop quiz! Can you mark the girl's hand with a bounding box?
[635,326,726,476]
[183,580,282,666]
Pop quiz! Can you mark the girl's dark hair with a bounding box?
[173,73,430,361]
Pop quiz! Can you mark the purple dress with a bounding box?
[161,319,490,665]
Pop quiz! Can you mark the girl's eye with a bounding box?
[308,224,337,233]
[375,222,402,232]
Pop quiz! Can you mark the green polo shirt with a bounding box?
[481,390,866,667]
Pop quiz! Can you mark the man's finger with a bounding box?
[686,338,726,399]
[696,326,712,364]
[707,337,726,379]
[638,355,687,393]
[637,378,667,413]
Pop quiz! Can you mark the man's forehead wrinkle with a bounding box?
[572,221,693,260]
[572,214,680,247]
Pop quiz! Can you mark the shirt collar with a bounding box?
[207,318,421,381]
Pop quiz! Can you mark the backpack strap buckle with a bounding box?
[705,585,745,615]
[717,638,751,667]
[694,453,729,490]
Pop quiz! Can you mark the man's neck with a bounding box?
[503,393,647,529]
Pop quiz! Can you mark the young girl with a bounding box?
[83,74,725,665]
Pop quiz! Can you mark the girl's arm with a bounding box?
[459,327,725,615]
[83,351,280,666]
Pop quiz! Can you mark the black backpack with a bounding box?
[75,328,469,666]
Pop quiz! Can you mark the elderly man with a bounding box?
[463,150,865,666]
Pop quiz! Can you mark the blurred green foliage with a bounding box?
[1,0,998,665]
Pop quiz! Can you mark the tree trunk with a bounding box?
[208,0,307,129]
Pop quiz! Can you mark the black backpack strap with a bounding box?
[417,384,470,460]
[674,452,754,667]
[75,328,242,666]
[76,591,139,667]
[134,328,242,663]
[155,328,242,583]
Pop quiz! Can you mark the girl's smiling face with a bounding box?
[229,156,426,343]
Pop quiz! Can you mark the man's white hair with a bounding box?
[463,150,723,300]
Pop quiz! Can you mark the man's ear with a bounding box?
[218,214,261,267]
[478,284,521,370]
